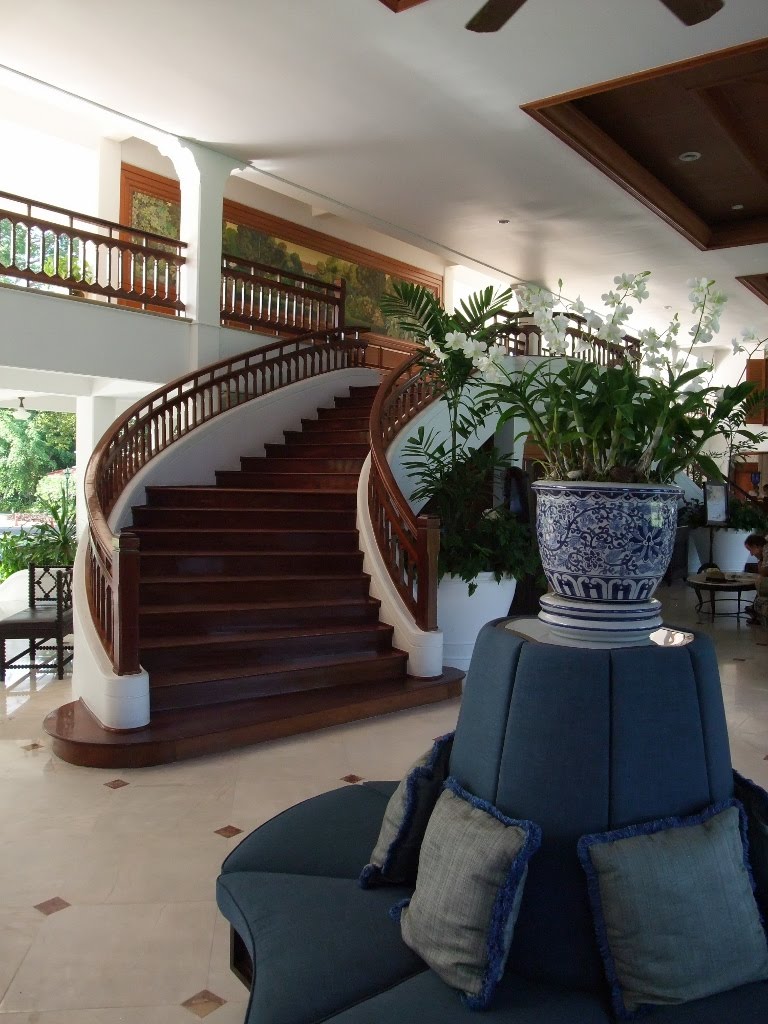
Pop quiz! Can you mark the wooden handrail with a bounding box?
[85,326,369,675]
[0,191,186,312]
[368,352,442,631]
[221,252,345,336]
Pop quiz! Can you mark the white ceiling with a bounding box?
[2,0,768,346]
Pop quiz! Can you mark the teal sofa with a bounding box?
[217,620,768,1023]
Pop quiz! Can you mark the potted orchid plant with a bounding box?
[475,272,767,631]
[479,272,766,485]
[379,282,538,669]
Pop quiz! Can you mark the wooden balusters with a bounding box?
[0,191,186,312]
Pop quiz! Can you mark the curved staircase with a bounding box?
[46,384,461,767]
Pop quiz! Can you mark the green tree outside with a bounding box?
[0,411,75,512]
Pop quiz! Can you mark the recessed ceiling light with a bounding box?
[678,151,702,162]
[731,203,744,210]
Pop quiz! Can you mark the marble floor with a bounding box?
[0,582,766,1022]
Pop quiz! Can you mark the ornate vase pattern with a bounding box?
[532,481,681,602]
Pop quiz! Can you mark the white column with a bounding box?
[159,139,245,368]
[75,396,122,539]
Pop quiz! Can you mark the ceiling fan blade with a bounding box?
[656,0,724,26]
[466,0,529,33]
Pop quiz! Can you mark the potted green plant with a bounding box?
[380,282,538,669]
[476,272,767,639]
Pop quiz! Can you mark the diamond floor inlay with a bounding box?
[33,896,71,916]
[214,825,243,838]
[181,989,227,1018]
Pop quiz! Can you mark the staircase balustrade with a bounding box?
[221,254,346,335]
[86,327,369,676]
[368,353,442,632]
[0,191,186,312]
[491,310,642,368]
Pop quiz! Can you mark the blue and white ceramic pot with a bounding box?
[532,480,682,603]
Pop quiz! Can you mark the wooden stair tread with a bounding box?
[132,527,360,536]
[139,572,371,583]
[148,647,407,687]
[140,622,394,650]
[139,548,361,556]
[147,486,356,496]
[140,597,379,614]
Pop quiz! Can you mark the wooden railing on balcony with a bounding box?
[491,310,642,369]
[0,191,186,313]
[368,353,442,632]
[221,254,346,335]
[85,327,369,676]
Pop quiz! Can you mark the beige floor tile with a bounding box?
[0,1007,243,1022]
[103,833,230,905]
[0,831,123,908]
[0,902,218,1012]
[90,781,236,838]
[0,907,44,1004]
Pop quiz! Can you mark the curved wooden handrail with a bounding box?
[368,352,442,632]
[85,326,369,675]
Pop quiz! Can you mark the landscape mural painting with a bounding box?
[128,178,430,339]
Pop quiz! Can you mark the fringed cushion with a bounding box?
[391,778,541,1010]
[733,770,768,920]
[578,801,768,1020]
[360,732,453,888]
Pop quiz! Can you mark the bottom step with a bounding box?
[42,671,464,768]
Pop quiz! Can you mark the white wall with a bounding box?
[0,113,100,214]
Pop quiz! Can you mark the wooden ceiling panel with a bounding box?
[738,273,768,307]
[523,37,768,250]
[376,0,431,12]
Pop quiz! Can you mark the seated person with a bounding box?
[744,533,768,625]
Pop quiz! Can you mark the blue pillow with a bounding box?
[733,770,768,919]
[360,732,453,887]
[391,778,541,1010]
[578,800,768,1019]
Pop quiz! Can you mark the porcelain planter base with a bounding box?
[438,574,517,673]
[538,592,663,645]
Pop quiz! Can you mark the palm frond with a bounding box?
[379,282,447,342]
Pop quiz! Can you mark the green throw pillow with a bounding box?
[578,801,768,1020]
[392,778,542,1010]
[360,732,453,887]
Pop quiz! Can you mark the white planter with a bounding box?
[691,527,753,572]
[437,573,517,673]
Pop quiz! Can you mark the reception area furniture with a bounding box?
[216,618,768,1023]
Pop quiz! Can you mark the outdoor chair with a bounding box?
[0,564,74,681]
